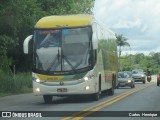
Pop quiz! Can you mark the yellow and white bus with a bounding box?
[23,14,118,103]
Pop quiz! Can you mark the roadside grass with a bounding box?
[0,71,32,97]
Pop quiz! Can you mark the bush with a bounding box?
[0,70,32,94]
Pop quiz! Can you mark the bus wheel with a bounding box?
[108,78,115,95]
[43,95,53,104]
[92,92,100,101]
[108,85,114,96]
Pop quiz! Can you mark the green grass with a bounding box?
[0,70,32,97]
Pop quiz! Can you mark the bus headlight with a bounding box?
[34,78,45,83]
[85,86,90,90]
[36,88,40,92]
[84,77,89,81]
[128,80,132,83]
[36,78,40,83]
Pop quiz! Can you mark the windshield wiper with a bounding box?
[61,51,76,70]
[46,42,61,71]
[46,54,59,71]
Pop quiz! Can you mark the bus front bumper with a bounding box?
[33,80,96,96]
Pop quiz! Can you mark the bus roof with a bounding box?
[35,14,93,29]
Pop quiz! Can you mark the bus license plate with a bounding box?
[57,88,67,92]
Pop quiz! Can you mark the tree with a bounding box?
[150,52,160,65]
[38,0,94,15]
[120,52,160,74]
[116,34,130,71]
[116,34,130,57]
[0,0,95,72]
[134,53,145,64]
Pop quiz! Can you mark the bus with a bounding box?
[23,14,118,103]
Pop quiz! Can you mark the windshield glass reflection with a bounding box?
[34,27,91,73]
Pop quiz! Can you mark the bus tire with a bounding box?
[108,87,114,95]
[108,79,114,95]
[113,74,117,89]
[92,92,100,101]
[43,95,53,104]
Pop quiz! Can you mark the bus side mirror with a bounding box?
[23,35,33,54]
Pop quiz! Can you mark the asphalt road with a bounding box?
[0,75,160,120]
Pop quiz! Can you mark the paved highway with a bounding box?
[0,75,160,120]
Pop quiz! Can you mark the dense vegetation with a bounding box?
[120,52,160,74]
[0,0,94,94]
[0,0,159,95]
[115,34,160,74]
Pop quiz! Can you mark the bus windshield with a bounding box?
[34,27,92,74]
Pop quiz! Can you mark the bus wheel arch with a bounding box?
[107,74,115,96]
[92,74,101,101]
[113,73,117,89]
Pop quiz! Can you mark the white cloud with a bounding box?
[94,0,160,54]
[141,25,148,33]
[112,19,142,29]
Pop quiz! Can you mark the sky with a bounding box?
[93,0,160,55]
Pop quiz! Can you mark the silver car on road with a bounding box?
[118,72,135,88]
[132,69,146,84]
